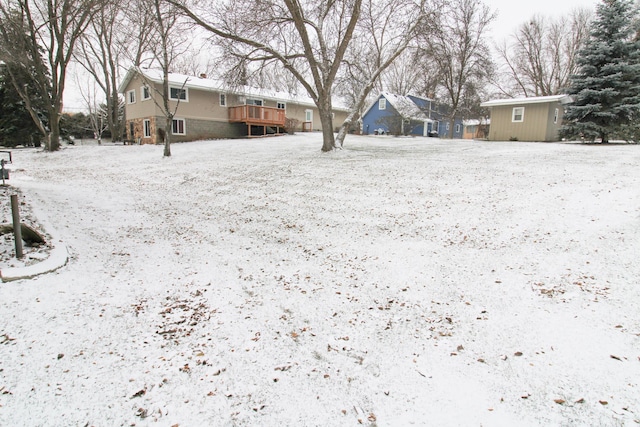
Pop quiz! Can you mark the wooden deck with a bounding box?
[228,105,286,127]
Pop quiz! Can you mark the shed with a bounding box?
[480,95,572,142]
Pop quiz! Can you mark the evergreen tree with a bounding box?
[0,64,45,147]
[560,0,640,143]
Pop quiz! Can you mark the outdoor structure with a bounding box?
[462,119,490,140]
[118,68,349,144]
[480,95,572,142]
[361,93,463,138]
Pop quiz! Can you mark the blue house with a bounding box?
[361,93,464,138]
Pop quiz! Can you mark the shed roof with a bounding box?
[480,94,572,108]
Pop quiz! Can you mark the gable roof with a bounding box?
[118,68,349,111]
[480,94,572,108]
[362,93,434,122]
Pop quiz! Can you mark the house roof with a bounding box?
[362,93,434,122]
[463,119,490,126]
[118,68,349,111]
[480,94,572,108]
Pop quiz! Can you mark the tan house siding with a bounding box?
[487,103,552,141]
[120,70,349,142]
[482,95,570,142]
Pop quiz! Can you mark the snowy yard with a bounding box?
[0,133,639,426]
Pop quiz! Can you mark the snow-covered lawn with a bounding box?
[1,134,639,426]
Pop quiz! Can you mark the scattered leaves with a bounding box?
[131,389,146,398]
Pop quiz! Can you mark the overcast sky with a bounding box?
[486,0,600,42]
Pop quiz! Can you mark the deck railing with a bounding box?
[228,105,286,126]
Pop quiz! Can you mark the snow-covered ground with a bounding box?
[0,134,639,426]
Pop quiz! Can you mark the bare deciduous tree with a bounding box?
[75,0,128,142]
[496,8,591,97]
[138,0,192,157]
[0,0,101,151]
[418,0,496,138]
[75,77,108,143]
[165,0,430,151]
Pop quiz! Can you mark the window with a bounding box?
[141,86,151,101]
[379,98,386,110]
[127,90,136,104]
[246,98,263,106]
[455,123,461,133]
[143,119,151,138]
[305,109,313,122]
[433,121,439,132]
[219,93,226,107]
[277,102,286,110]
[170,87,188,101]
[172,118,186,135]
[554,108,559,124]
[446,122,450,131]
[512,107,525,122]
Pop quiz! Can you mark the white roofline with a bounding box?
[480,94,572,108]
[118,68,349,111]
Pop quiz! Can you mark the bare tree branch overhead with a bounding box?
[163,0,431,151]
[0,0,103,151]
[495,8,591,97]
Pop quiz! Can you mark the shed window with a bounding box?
[554,108,559,124]
[379,98,386,110]
[455,123,461,133]
[512,107,525,122]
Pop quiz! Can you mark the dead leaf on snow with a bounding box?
[554,399,566,405]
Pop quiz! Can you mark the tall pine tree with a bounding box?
[560,0,640,143]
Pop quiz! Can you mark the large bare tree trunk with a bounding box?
[166,0,429,152]
[319,109,336,152]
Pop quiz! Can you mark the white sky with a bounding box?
[486,0,600,42]
[63,0,602,112]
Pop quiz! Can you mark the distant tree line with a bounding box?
[0,0,638,151]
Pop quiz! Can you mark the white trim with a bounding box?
[143,119,151,138]
[481,94,572,108]
[172,118,186,135]
[512,107,525,123]
[245,98,263,106]
[141,86,151,101]
[119,68,350,112]
[169,86,188,102]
